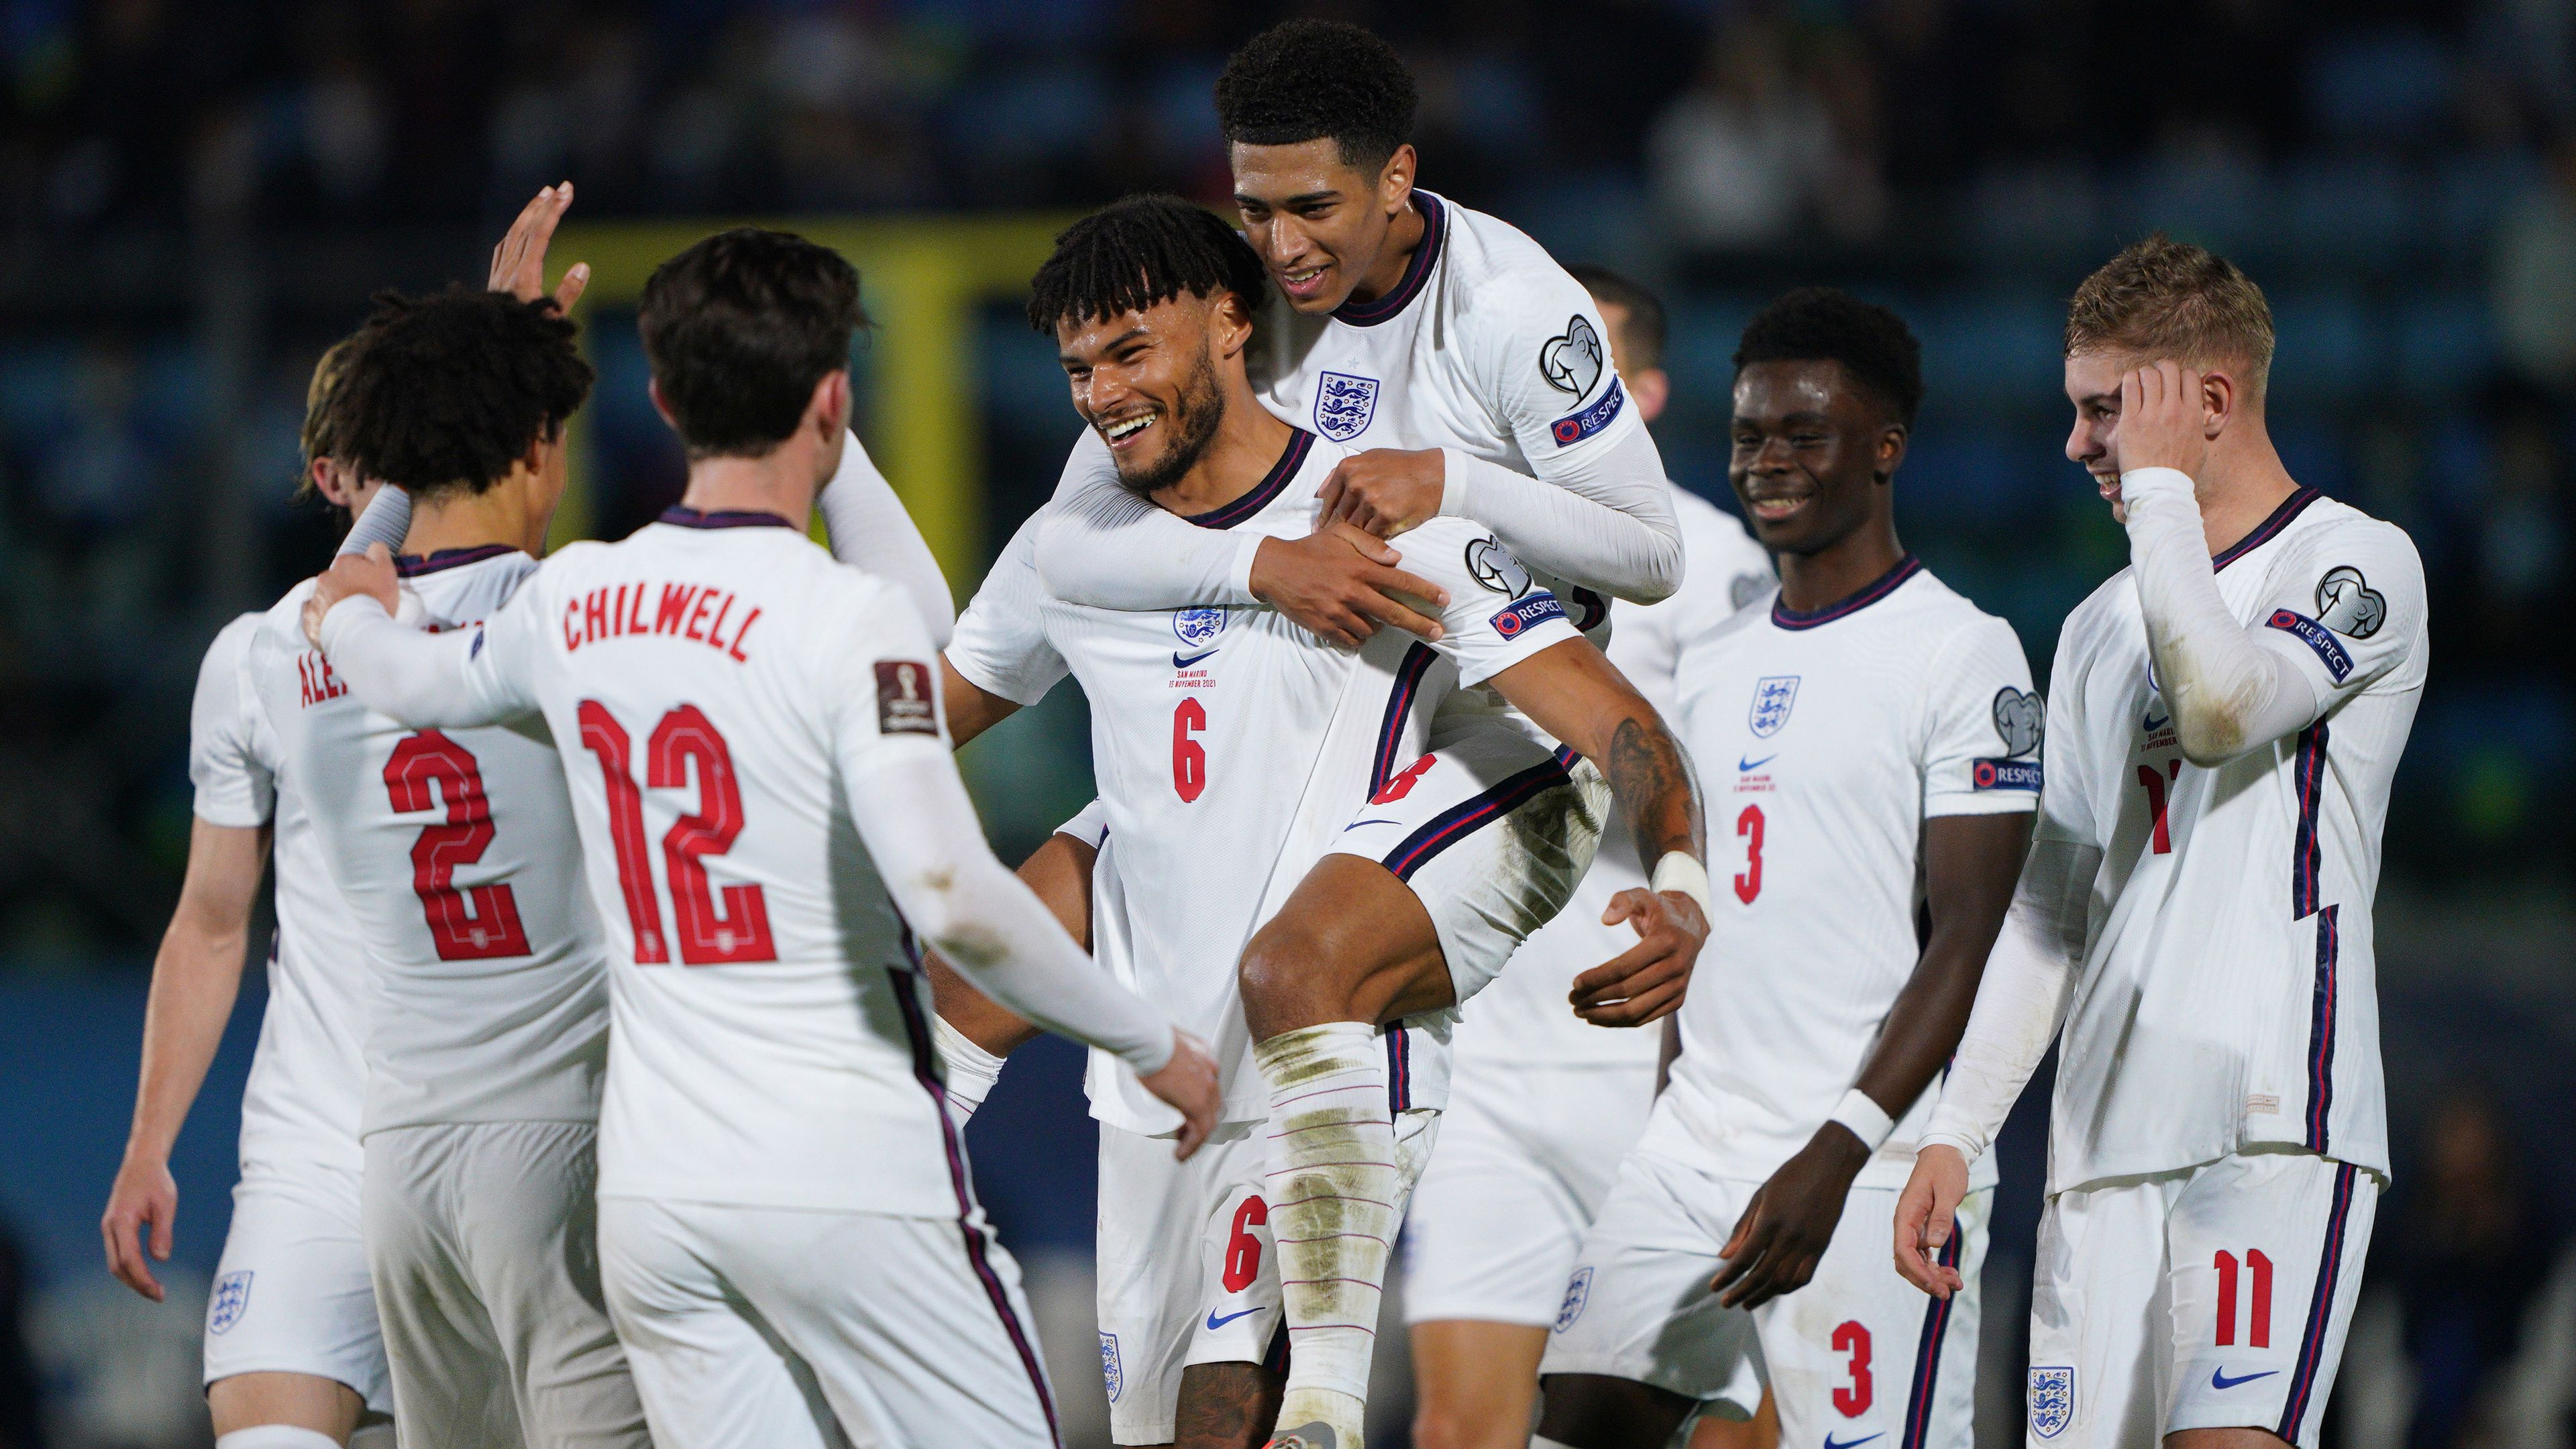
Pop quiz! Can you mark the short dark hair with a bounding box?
[1214,19,1416,172]
[1027,195,1269,333]
[335,288,593,500]
[1733,286,1924,425]
[639,227,866,459]
[1568,265,1668,372]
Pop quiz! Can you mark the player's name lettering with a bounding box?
[561,580,762,663]
[296,649,348,708]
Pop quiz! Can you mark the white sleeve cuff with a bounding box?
[1228,531,1266,604]
[1438,447,1471,519]
[1829,1087,1896,1151]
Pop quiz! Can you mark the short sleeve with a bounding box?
[826,577,954,770]
[190,615,274,828]
[1472,264,1648,470]
[1055,798,1110,849]
[1922,616,2045,817]
[2254,519,2427,710]
[947,511,1071,706]
[1399,526,1581,686]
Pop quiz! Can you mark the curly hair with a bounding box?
[1735,286,1924,425]
[1027,195,1267,333]
[2065,234,2275,399]
[639,227,866,459]
[1214,19,1416,171]
[334,288,593,499]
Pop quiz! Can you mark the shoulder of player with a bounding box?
[2275,497,2426,584]
[202,610,266,672]
[1432,203,1587,334]
[1882,570,2022,668]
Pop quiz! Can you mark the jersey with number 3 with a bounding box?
[2041,490,2424,1191]
[444,510,975,1218]
[1658,559,2035,1191]
[252,551,609,1140]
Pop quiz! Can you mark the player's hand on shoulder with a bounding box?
[301,543,400,649]
[1892,1143,1970,1299]
[1140,1028,1223,1162]
[2116,360,2213,480]
[100,1152,177,1301]
[1248,527,1448,649]
[1713,1123,1873,1309]
[1568,885,1708,1028]
[1316,447,1446,539]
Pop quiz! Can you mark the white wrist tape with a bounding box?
[931,1015,1007,1123]
[1649,852,1711,914]
[1829,1087,1896,1151]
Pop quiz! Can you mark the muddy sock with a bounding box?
[1255,1021,1393,1448]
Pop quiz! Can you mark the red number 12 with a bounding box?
[577,700,774,965]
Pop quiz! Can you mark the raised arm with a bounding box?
[818,431,955,648]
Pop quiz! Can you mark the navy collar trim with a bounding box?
[2212,486,2321,573]
[1771,553,1923,631]
[1332,192,1446,328]
[1183,428,1313,530]
[395,543,519,578]
[659,505,798,531]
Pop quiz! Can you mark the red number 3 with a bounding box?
[1831,1320,1873,1416]
[1734,804,1766,904]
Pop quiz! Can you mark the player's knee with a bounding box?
[1237,922,1340,1036]
[1411,1397,1517,1449]
[1536,1373,1690,1449]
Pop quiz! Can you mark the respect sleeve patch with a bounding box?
[1490,590,1566,639]
[1972,758,2043,792]
[1548,376,1626,447]
[875,659,940,735]
[2265,608,2353,682]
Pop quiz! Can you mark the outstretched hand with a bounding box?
[1138,1029,1224,1162]
[302,544,399,649]
[1569,887,1705,1027]
[490,182,590,312]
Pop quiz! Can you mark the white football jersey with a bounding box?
[446,508,990,1217]
[948,429,1585,1134]
[250,549,609,1137]
[2040,490,2424,1189]
[1454,485,1773,1067]
[1647,558,2036,1190]
[189,614,369,1179]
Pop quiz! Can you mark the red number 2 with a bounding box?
[2137,759,2180,855]
[577,700,774,965]
[1831,1320,1873,1416]
[384,731,531,960]
[2214,1248,2272,1348]
[1172,698,1208,802]
[1734,804,1766,904]
[1221,1196,1269,1293]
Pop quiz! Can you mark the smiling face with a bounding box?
[1728,358,1905,555]
[1231,138,1412,314]
[2061,347,2135,519]
[1056,292,1234,494]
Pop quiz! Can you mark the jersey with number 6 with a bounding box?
[1658,557,2034,1191]
[250,549,608,1139]
[948,429,1583,1134]
[439,508,981,1218]
[2040,490,2424,1191]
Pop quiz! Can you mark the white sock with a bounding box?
[217,1427,342,1449]
[932,1014,1006,1124]
[338,485,409,557]
[1257,1020,1395,1446]
[1529,1438,1583,1449]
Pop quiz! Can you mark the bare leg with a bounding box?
[1534,1371,1695,1449]
[1688,1388,1777,1449]
[1410,1320,1547,1449]
[928,829,1098,1055]
[209,1372,365,1442]
[1166,1360,1287,1449]
[2168,1429,2292,1449]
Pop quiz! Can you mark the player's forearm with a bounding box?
[1440,428,1682,604]
[128,837,262,1161]
[820,432,955,648]
[319,599,516,729]
[1606,713,1705,872]
[2123,468,2326,764]
[1496,647,1704,868]
[1856,812,2034,1122]
[1919,839,2096,1165]
[936,655,1022,749]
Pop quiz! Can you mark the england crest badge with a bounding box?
[2029,1364,2074,1439]
[1554,1266,1595,1333]
[1748,676,1801,738]
[1100,1331,1124,1401]
[209,1270,254,1336]
[1314,372,1379,442]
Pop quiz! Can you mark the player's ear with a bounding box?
[812,368,853,439]
[1876,422,1909,482]
[2200,369,2235,437]
[1212,290,1254,359]
[1378,143,1415,213]
[647,378,680,435]
[313,457,352,510]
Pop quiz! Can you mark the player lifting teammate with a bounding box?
[1895,238,2426,1449]
[306,227,1222,1448]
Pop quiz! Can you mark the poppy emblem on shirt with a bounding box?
[1314,372,1379,441]
[1749,676,1801,738]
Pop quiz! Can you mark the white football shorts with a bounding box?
[603,1194,1061,1449]
[364,1120,648,1449]
[2027,1147,2379,1449]
[1330,728,1610,1010]
[1095,1110,1440,1446]
[1542,1146,1986,1449]
[1401,1056,1655,1327]
[203,1165,394,1417]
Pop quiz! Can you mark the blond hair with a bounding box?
[292,335,357,506]
[2065,235,2275,400]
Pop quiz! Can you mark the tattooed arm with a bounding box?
[1489,640,1708,1027]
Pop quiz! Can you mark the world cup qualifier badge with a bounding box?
[874,659,938,736]
[208,1270,253,1335]
[2029,1364,2075,1439]
[1313,371,1379,442]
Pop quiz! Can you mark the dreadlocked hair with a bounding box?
[1026,195,1267,333]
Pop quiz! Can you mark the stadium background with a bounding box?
[0,0,2571,1444]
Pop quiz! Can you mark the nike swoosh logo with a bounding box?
[1739,753,1776,771]
[2145,711,2170,730]
[1174,648,1219,668]
[1342,818,1400,830]
[1205,1305,1264,1330]
[1823,1434,1883,1449]
[2210,1366,2277,1391]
